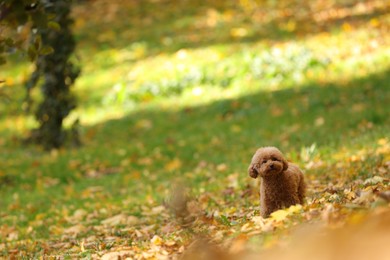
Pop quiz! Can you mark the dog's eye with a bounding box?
[271,157,278,161]
[262,160,267,164]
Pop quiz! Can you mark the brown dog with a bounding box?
[248,147,306,218]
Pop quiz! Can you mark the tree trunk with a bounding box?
[27,0,80,149]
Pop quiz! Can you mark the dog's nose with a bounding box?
[269,164,274,169]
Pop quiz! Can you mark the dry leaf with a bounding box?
[63,224,86,235]
[165,158,182,171]
[270,209,289,222]
[151,235,163,246]
[353,190,374,204]
[101,251,133,260]
[101,214,127,226]
[364,176,384,185]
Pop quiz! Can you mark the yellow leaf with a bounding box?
[342,23,352,31]
[370,18,379,27]
[230,125,241,133]
[48,21,61,31]
[49,225,63,235]
[80,240,85,252]
[287,204,302,214]
[344,189,356,200]
[270,209,289,222]
[35,213,46,221]
[165,158,181,171]
[135,119,153,130]
[377,138,388,146]
[230,27,248,38]
[285,20,296,32]
[217,163,228,172]
[151,235,163,245]
[347,212,366,225]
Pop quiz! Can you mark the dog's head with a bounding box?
[248,147,288,178]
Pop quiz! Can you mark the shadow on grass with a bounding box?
[91,67,390,177]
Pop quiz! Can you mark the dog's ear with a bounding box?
[248,164,258,179]
[282,158,288,171]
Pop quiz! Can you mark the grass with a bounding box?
[0,0,390,258]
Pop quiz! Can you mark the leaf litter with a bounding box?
[1,124,390,259]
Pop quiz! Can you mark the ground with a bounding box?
[0,0,389,259]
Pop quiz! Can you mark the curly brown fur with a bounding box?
[248,147,306,218]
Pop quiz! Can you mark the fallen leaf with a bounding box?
[364,176,384,185]
[136,119,153,130]
[63,224,86,235]
[353,190,374,204]
[287,204,303,214]
[216,163,227,172]
[165,158,182,171]
[101,251,133,260]
[165,240,176,246]
[270,209,289,222]
[70,209,88,222]
[101,214,125,226]
[315,117,325,126]
[7,231,18,241]
[151,235,163,246]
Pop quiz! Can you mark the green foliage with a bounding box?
[220,215,232,226]
[0,0,58,65]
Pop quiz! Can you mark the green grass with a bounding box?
[1,0,390,258]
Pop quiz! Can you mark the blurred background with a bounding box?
[0,0,389,258]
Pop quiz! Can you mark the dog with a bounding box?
[248,147,306,217]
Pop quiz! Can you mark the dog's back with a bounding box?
[286,162,306,204]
